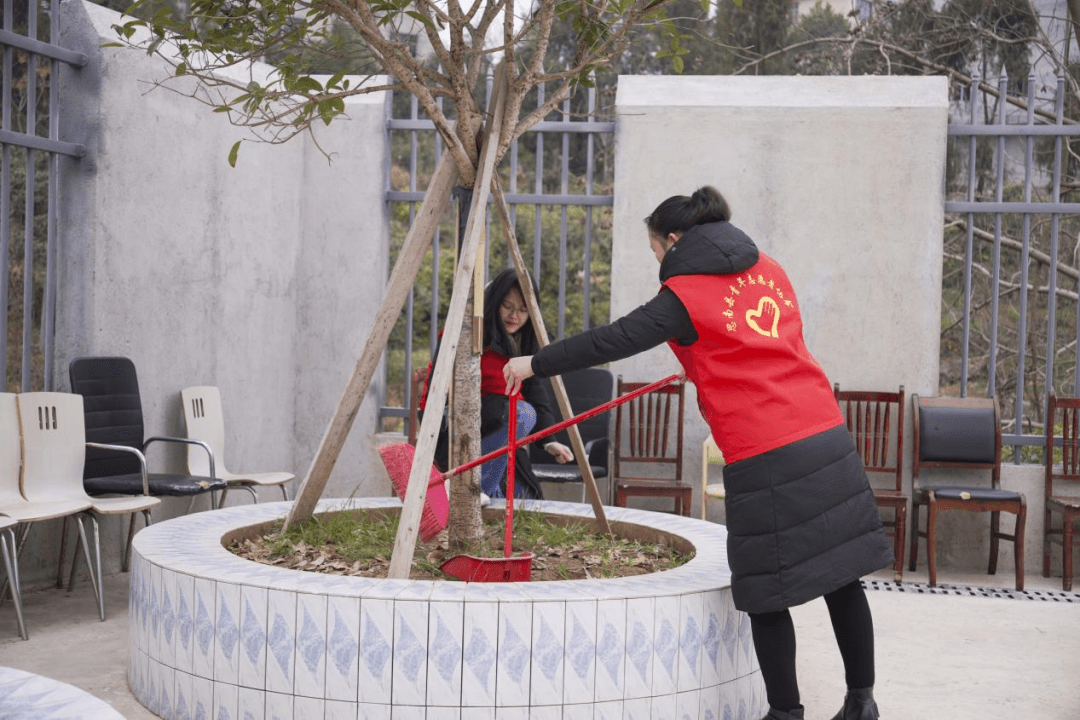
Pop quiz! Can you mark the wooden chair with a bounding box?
[909,394,1026,590]
[1043,394,1080,591]
[700,435,725,521]
[834,384,907,582]
[613,376,689,516]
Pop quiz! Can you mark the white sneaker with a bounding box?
[480,492,492,507]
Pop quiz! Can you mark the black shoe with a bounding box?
[831,687,879,720]
[762,707,804,720]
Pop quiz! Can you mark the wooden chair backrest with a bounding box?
[1045,393,1080,500]
[833,384,905,493]
[613,377,685,481]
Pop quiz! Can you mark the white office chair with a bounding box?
[181,386,294,503]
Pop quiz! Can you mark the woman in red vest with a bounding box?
[504,186,890,720]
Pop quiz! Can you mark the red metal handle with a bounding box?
[444,372,683,480]
[504,392,518,557]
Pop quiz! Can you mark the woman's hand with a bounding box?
[503,355,535,395]
[544,441,574,464]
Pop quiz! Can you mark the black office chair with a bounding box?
[529,368,614,502]
[68,357,227,513]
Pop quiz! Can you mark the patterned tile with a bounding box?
[214,680,239,720]
[240,585,270,690]
[191,674,214,720]
[325,595,361,702]
[325,699,357,720]
[735,612,753,679]
[426,601,464,706]
[495,602,532,707]
[357,598,393,704]
[294,593,328,698]
[562,601,596,705]
[215,581,242,684]
[593,599,625,703]
[161,570,178,670]
[524,705,559,720]
[174,670,193,720]
[593,699,624,720]
[459,707,495,720]
[356,702,391,720]
[652,595,680,697]
[151,564,162,662]
[175,573,196,675]
[390,705,424,720]
[265,690,293,720]
[391,600,429,704]
[293,695,324,720]
[698,683,721,720]
[460,601,498,707]
[677,593,704,693]
[676,689,700,720]
[650,691,676,720]
[623,597,654,700]
[529,602,565,706]
[562,703,593,720]
[159,664,175,720]
[719,591,738,684]
[426,707,461,720]
[717,678,738,720]
[193,578,216,680]
[238,687,266,720]
[266,589,297,695]
[0,666,126,720]
[493,707,528,720]
[624,697,651,720]
[701,591,723,689]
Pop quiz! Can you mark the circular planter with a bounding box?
[128,498,765,720]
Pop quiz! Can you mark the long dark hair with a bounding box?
[483,268,542,357]
[644,185,731,237]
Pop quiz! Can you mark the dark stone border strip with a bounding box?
[862,579,1080,603]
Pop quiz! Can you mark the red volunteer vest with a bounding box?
[664,253,842,463]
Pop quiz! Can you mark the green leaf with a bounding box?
[176,62,187,76]
[404,11,435,32]
[672,55,684,74]
[228,140,241,168]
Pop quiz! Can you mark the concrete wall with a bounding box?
[17,0,391,588]
[606,75,1023,578]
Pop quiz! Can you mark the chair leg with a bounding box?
[988,510,1001,575]
[241,485,259,504]
[1044,508,1053,578]
[122,508,153,573]
[3,524,32,607]
[927,502,938,587]
[280,483,290,502]
[72,514,105,621]
[0,528,27,640]
[893,503,907,584]
[1014,505,1026,593]
[1064,509,1075,592]
[909,501,921,572]
[56,515,70,589]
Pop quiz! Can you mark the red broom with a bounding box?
[377,443,449,542]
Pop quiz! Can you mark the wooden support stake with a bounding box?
[387,64,509,578]
[491,181,612,537]
[283,150,459,531]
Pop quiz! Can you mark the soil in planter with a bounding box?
[228,509,694,582]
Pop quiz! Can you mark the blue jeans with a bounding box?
[480,400,537,498]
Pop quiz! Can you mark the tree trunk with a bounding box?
[446,188,485,548]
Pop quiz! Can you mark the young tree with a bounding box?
[112,0,742,573]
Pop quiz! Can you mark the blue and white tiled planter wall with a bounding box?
[128,498,765,720]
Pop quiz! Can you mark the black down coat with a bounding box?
[723,424,892,613]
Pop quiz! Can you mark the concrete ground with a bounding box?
[0,565,1077,720]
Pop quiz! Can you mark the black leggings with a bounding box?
[748,580,875,712]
